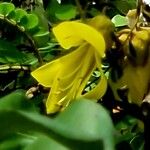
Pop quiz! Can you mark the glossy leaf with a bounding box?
[0,2,15,17]
[14,8,27,22]
[20,14,39,30]
[111,14,128,27]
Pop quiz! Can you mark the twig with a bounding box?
[75,0,86,20]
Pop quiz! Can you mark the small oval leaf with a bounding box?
[14,8,27,23]
[20,14,39,30]
[55,4,77,20]
[0,2,15,16]
[111,14,128,27]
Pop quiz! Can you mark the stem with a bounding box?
[23,31,43,64]
[75,0,86,20]
[0,64,29,71]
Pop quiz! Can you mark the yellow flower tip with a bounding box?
[46,103,61,114]
[52,22,84,49]
[46,95,69,114]
[52,21,106,57]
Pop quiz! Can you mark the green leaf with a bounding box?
[0,133,35,150]
[0,2,15,17]
[33,4,49,31]
[46,0,60,22]
[46,0,77,21]
[111,14,128,27]
[0,90,37,112]
[55,4,77,20]
[0,133,68,150]
[14,8,27,22]
[22,53,38,65]
[7,8,27,24]
[53,99,115,149]
[0,99,115,150]
[33,30,50,47]
[24,134,69,150]
[0,39,34,64]
[20,14,39,30]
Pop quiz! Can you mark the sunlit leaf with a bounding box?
[0,2,15,17]
[14,8,27,22]
[20,14,39,30]
[112,14,128,27]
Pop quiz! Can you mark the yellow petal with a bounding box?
[31,44,87,87]
[46,45,103,114]
[46,45,88,113]
[31,60,61,87]
[77,48,107,100]
[76,47,97,96]
[52,21,105,57]
[31,17,107,114]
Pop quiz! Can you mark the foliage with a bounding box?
[0,90,114,150]
[0,0,147,150]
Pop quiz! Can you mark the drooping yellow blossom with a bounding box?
[31,15,113,114]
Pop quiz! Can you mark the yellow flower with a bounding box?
[31,15,111,114]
